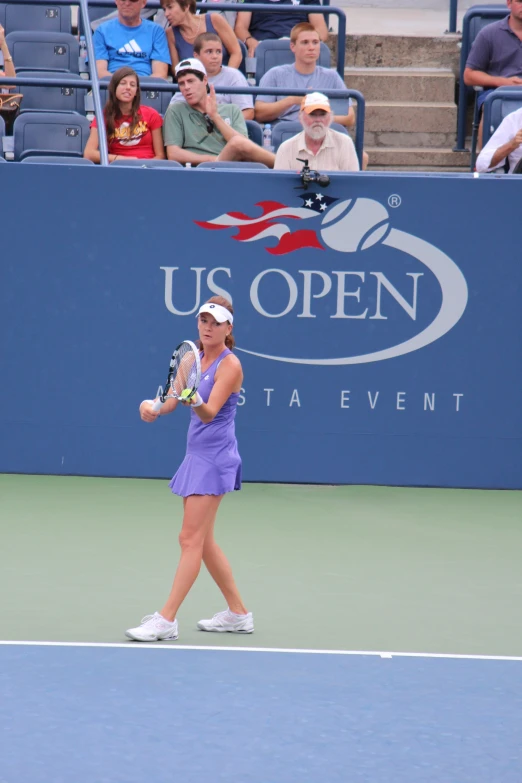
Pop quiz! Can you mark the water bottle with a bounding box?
[263,123,273,152]
[79,36,87,60]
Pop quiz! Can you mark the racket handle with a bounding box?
[151,398,164,413]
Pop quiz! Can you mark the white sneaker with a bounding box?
[197,609,254,634]
[125,612,179,642]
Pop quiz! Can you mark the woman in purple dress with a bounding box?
[126,296,253,642]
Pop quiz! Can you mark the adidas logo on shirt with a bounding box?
[117,39,147,58]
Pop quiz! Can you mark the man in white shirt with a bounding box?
[476,105,522,173]
[274,92,359,172]
[170,32,254,120]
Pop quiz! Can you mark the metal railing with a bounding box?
[2,75,365,166]
[448,0,458,34]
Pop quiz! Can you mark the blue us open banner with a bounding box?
[0,166,520,488]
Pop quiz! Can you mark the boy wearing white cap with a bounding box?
[274,92,360,172]
[163,57,275,166]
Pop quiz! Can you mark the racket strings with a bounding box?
[169,346,199,398]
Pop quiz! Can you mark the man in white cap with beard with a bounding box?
[274,92,360,172]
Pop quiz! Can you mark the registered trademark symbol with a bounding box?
[388,194,401,208]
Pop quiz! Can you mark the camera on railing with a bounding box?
[296,158,330,191]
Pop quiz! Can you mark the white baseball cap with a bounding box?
[197,302,233,323]
[301,92,331,114]
[175,58,207,78]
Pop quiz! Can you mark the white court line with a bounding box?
[0,640,521,662]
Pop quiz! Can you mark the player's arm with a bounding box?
[190,355,242,424]
[140,396,179,422]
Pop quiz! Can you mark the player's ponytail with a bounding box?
[205,295,235,350]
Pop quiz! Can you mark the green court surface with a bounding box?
[1,474,521,656]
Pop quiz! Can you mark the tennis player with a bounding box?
[126,296,253,641]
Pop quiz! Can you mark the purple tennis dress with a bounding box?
[169,348,242,497]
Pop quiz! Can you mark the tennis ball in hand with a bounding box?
[180,389,192,400]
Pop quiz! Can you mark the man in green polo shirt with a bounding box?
[163,58,275,167]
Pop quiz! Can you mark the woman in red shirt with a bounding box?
[84,67,165,163]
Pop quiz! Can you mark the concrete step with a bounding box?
[365,147,470,169]
[363,130,457,149]
[345,66,455,103]
[363,100,456,134]
[340,34,461,75]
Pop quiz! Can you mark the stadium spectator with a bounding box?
[255,23,353,128]
[198,0,239,30]
[163,58,274,165]
[274,92,359,171]
[161,0,241,71]
[464,0,522,148]
[476,105,522,173]
[84,67,165,163]
[93,0,171,78]
[235,0,327,59]
[169,32,254,119]
[0,24,15,86]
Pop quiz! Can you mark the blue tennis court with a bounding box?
[1,643,521,783]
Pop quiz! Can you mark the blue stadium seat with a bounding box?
[20,155,95,164]
[456,4,510,158]
[13,111,91,160]
[0,2,71,33]
[110,159,183,168]
[482,86,522,147]
[246,119,263,146]
[18,71,87,114]
[5,31,79,73]
[272,120,348,151]
[161,87,176,115]
[196,161,269,169]
[255,39,331,84]
[0,114,4,157]
[0,156,6,162]
[97,75,167,115]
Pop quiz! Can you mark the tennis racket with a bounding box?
[152,340,202,413]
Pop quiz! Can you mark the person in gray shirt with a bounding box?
[170,32,254,119]
[464,0,522,147]
[254,22,354,128]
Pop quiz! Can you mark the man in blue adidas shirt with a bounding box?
[94,0,171,78]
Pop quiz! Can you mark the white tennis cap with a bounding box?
[197,302,233,324]
[175,58,207,78]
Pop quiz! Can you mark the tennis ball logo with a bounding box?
[320,198,390,253]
